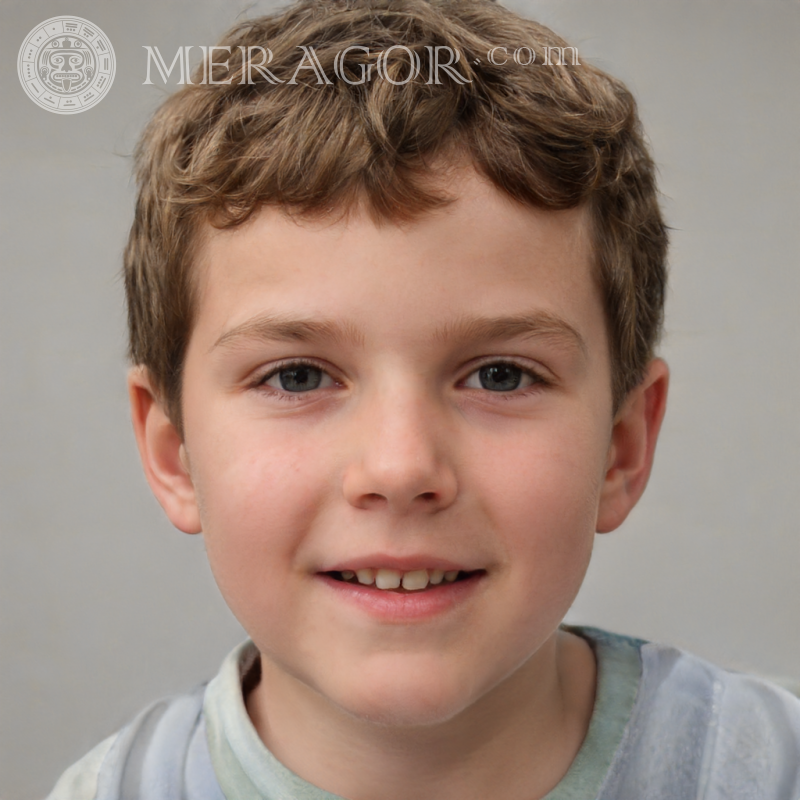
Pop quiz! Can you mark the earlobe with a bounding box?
[127,366,202,534]
[596,358,669,533]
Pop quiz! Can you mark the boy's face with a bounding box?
[146,170,642,725]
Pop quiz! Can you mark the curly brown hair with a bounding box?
[125,0,668,438]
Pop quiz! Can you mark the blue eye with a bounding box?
[264,364,333,393]
[463,363,538,392]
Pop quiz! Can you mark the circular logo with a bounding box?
[18,16,116,114]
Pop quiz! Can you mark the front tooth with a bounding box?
[444,570,459,582]
[429,570,444,585]
[356,568,375,585]
[401,570,429,591]
[375,569,402,590]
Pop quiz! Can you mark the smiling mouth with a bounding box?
[327,568,483,592]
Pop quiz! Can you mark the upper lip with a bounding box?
[321,554,478,573]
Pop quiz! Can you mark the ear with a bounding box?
[596,358,669,533]
[127,366,202,534]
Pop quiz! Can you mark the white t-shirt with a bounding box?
[47,626,800,799]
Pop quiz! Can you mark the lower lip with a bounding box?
[318,572,485,622]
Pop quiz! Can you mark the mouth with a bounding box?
[318,564,486,621]
[325,568,484,593]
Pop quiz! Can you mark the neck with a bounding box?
[246,630,596,800]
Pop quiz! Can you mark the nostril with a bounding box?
[419,492,436,501]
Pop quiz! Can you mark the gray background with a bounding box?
[1,0,798,797]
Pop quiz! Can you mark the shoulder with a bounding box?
[602,634,800,798]
[46,735,117,800]
[646,642,800,788]
[45,641,255,800]
[637,639,800,733]
[45,685,211,800]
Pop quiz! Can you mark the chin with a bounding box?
[328,665,481,729]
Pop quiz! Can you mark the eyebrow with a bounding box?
[212,310,586,357]
[212,314,366,351]
[433,312,587,357]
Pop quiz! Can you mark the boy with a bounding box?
[49,0,800,797]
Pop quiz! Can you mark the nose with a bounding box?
[341,383,458,515]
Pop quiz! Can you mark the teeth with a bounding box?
[429,569,444,585]
[401,569,429,591]
[375,569,402,590]
[356,568,375,585]
[341,568,466,591]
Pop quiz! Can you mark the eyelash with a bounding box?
[253,358,337,404]
[462,360,550,400]
[252,358,549,403]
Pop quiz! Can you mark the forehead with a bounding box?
[191,169,603,357]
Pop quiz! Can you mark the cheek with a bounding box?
[475,413,605,518]
[190,426,331,611]
[196,418,329,522]
[468,417,606,595]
